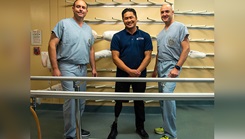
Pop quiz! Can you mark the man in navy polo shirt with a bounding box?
[107,8,153,139]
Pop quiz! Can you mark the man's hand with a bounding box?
[52,68,61,76]
[152,70,157,78]
[168,68,179,78]
[128,69,141,77]
[92,69,98,77]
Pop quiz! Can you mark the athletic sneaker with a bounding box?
[66,129,90,139]
[81,129,90,137]
[160,135,177,139]
[160,135,169,139]
[154,127,164,135]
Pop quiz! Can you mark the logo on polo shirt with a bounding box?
[136,37,144,40]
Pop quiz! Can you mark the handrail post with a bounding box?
[31,97,37,110]
[74,81,82,139]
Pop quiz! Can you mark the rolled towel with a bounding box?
[188,50,206,59]
[95,49,112,60]
[102,31,119,41]
[92,30,98,40]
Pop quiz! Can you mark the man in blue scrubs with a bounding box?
[48,0,97,139]
[152,3,190,139]
[107,8,153,139]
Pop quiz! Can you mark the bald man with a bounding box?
[152,3,190,139]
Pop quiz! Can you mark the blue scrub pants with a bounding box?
[59,62,87,138]
[157,60,180,138]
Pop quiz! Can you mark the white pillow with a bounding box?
[95,49,112,60]
[92,30,98,40]
[102,31,119,41]
[188,50,206,59]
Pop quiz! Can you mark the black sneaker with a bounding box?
[107,122,118,139]
[136,128,149,139]
[81,129,90,137]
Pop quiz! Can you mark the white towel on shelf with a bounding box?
[102,31,119,41]
[92,30,98,40]
[41,51,51,69]
[188,50,206,59]
[95,49,112,60]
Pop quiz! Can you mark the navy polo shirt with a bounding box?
[110,28,153,77]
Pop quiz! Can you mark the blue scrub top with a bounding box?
[52,18,94,64]
[157,21,189,62]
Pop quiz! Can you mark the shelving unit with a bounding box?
[51,0,215,105]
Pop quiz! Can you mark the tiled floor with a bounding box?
[31,104,214,139]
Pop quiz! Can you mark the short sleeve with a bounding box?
[179,25,189,42]
[110,33,120,51]
[52,20,64,39]
[144,33,153,51]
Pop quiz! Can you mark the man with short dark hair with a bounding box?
[107,8,153,139]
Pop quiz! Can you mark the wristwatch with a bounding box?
[174,65,181,70]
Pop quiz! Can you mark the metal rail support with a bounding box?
[74,81,82,139]
[31,97,37,110]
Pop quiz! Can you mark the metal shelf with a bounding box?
[66,0,163,7]
[95,33,214,42]
[186,24,214,30]
[84,17,163,24]
[189,38,214,43]
[66,0,214,17]
[182,66,214,70]
[175,10,214,16]
[85,18,215,29]
[206,53,214,56]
